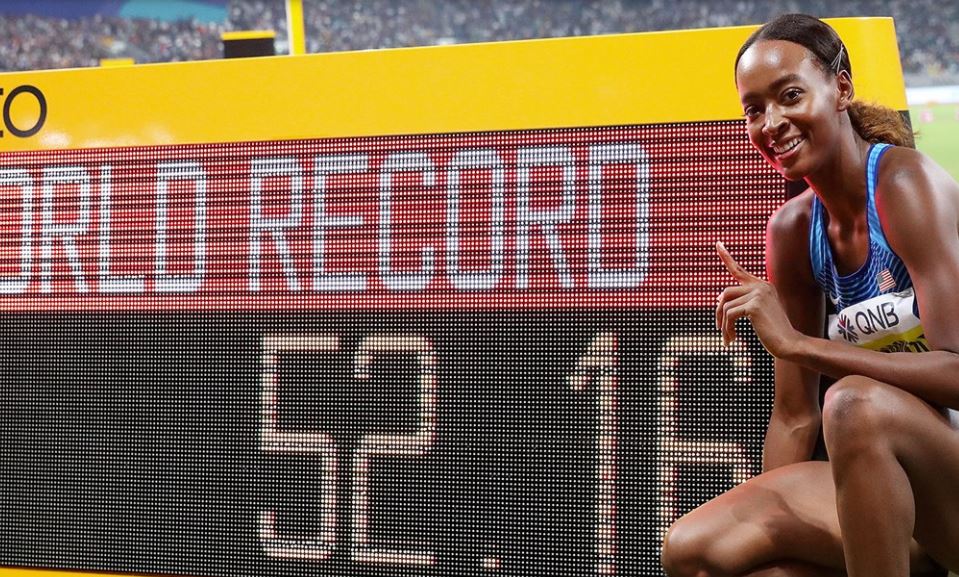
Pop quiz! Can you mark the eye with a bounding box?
[742,105,761,120]
[782,88,803,102]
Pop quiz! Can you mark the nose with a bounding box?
[761,104,787,137]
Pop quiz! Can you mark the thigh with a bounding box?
[666,460,846,573]
[666,458,941,575]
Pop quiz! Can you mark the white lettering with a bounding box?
[154,161,207,293]
[379,152,436,292]
[445,149,505,291]
[40,166,90,293]
[515,146,576,289]
[98,165,146,293]
[249,157,303,292]
[587,144,650,289]
[313,154,369,292]
[0,169,33,294]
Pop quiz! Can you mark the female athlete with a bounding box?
[660,14,959,577]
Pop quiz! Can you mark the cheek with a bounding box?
[746,125,767,153]
[799,95,833,127]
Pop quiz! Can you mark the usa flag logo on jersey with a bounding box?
[876,269,896,293]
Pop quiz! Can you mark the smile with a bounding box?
[772,137,804,156]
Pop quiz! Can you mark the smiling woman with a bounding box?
[661,13,959,577]
[736,22,914,181]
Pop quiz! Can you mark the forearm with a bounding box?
[762,407,820,471]
[785,333,959,409]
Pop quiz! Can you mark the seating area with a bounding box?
[0,0,956,86]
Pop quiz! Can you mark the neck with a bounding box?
[804,124,871,228]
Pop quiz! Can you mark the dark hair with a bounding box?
[735,14,915,148]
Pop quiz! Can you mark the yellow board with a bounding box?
[0,18,904,152]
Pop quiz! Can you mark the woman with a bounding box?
[660,14,959,577]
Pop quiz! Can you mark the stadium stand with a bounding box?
[0,0,957,86]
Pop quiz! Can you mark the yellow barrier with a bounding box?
[0,18,904,152]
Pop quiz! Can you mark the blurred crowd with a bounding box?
[0,11,221,71]
[1,0,957,86]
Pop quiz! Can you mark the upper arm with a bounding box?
[879,149,959,353]
[765,192,825,417]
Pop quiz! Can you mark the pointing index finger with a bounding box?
[716,241,757,283]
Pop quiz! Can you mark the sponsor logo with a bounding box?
[853,301,900,335]
[837,313,858,342]
[879,338,930,353]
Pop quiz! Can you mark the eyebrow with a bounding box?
[740,73,804,103]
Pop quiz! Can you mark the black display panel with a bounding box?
[0,312,771,577]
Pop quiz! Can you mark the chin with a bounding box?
[778,168,808,182]
[772,159,810,182]
[759,152,804,181]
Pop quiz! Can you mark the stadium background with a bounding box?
[0,0,956,177]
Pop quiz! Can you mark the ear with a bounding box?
[836,70,854,111]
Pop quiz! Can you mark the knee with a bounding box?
[661,515,718,577]
[822,376,893,455]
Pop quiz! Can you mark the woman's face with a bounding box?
[736,39,845,181]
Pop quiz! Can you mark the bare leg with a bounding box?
[661,422,945,577]
[743,561,846,577]
[824,376,959,576]
[661,461,848,577]
[824,377,914,577]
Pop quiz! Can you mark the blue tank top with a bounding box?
[808,143,928,353]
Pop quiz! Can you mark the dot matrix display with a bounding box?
[0,122,784,576]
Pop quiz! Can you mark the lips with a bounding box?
[771,136,804,159]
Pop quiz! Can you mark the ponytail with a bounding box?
[848,101,916,149]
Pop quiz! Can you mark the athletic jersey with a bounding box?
[808,143,959,427]
[809,143,929,353]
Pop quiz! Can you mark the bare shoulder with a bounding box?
[767,188,814,237]
[876,146,959,224]
[766,189,823,333]
[766,188,817,287]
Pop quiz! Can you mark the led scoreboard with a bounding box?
[0,19,908,577]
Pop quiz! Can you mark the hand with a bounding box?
[716,241,799,357]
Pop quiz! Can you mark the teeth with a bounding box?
[773,137,803,155]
